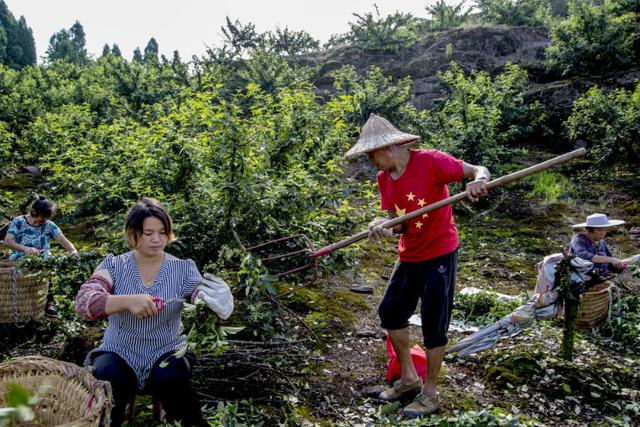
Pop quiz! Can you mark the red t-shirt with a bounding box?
[377,149,463,262]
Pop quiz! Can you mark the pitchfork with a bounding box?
[248,148,587,278]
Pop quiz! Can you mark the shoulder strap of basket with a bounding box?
[12,267,19,322]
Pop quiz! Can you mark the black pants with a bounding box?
[378,250,458,349]
[92,351,206,427]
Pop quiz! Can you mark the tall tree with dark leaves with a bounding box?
[0,24,7,65]
[0,1,35,68]
[144,37,159,63]
[69,21,88,60]
[16,16,36,67]
[132,47,143,62]
[172,50,189,84]
[0,0,17,66]
[111,44,122,57]
[46,20,90,64]
[101,43,111,57]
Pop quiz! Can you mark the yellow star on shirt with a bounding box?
[395,204,406,217]
[422,213,429,219]
[415,221,423,229]
[417,198,426,207]
[406,192,416,201]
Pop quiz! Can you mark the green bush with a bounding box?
[331,65,420,127]
[565,83,640,170]
[546,0,638,76]
[427,62,545,172]
[476,0,552,27]
[593,293,640,355]
[0,121,13,168]
[347,5,423,53]
[425,0,471,31]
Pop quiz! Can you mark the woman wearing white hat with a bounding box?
[570,213,639,279]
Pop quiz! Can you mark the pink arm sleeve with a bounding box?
[189,288,199,304]
[75,275,112,321]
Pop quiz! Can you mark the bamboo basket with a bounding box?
[0,356,112,427]
[0,260,48,323]
[576,285,612,330]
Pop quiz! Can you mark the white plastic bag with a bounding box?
[195,273,234,320]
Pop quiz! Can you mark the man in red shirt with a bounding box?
[345,114,490,418]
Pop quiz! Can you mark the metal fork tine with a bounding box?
[247,234,317,278]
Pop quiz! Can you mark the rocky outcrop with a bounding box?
[307,25,639,148]
[311,26,551,110]
[526,70,640,142]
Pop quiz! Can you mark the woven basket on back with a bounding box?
[576,285,612,330]
[0,260,48,323]
[0,356,112,427]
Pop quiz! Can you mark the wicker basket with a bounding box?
[0,260,48,323]
[0,356,112,427]
[576,285,612,330]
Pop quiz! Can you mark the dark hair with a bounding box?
[124,197,175,248]
[30,196,55,218]
[586,227,594,232]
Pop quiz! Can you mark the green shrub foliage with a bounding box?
[425,0,472,31]
[476,0,552,27]
[347,5,422,53]
[428,63,545,170]
[565,83,640,168]
[594,294,640,355]
[546,0,639,76]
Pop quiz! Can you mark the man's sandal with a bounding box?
[378,378,423,401]
[402,393,440,418]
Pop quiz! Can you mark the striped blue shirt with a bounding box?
[86,251,201,389]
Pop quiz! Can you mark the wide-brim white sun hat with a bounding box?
[572,213,625,229]
[344,113,420,159]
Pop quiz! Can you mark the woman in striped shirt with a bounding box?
[75,198,206,427]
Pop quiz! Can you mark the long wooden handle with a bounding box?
[313,148,586,258]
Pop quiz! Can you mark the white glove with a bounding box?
[195,273,234,320]
[368,217,393,241]
[632,254,640,264]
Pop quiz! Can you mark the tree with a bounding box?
[220,17,264,57]
[171,50,189,83]
[0,0,17,67]
[132,47,143,62]
[111,44,122,57]
[348,5,422,53]
[566,84,640,169]
[0,26,6,65]
[265,27,319,56]
[546,0,638,76]
[475,0,552,27]
[425,0,471,31]
[144,37,159,62]
[0,1,36,69]
[427,63,544,170]
[101,44,111,57]
[332,65,417,126]
[15,16,36,67]
[46,20,90,65]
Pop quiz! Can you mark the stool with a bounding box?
[125,394,165,422]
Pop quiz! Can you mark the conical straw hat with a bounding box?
[345,113,420,159]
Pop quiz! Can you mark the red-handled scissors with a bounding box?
[152,297,184,311]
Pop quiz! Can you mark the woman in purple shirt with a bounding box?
[570,213,638,281]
